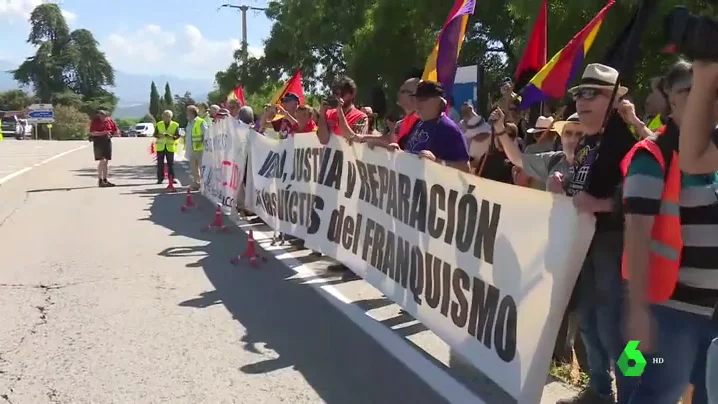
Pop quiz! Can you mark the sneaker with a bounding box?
[98,179,107,188]
[103,179,116,187]
[157,179,163,184]
[556,387,615,404]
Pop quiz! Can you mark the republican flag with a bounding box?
[227,85,247,106]
[514,0,547,92]
[519,0,615,108]
[421,0,476,100]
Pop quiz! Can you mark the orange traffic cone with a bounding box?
[230,229,267,267]
[166,175,177,192]
[201,204,230,232]
[180,188,196,212]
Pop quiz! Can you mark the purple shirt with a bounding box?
[403,114,469,162]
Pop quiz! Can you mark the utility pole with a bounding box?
[218,4,267,63]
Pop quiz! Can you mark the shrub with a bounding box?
[53,105,90,140]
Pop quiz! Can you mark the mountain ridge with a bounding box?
[0,60,214,111]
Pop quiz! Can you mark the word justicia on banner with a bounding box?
[245,133,596,403]
[200,118,249,213]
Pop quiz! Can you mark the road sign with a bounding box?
[27,104,55,124]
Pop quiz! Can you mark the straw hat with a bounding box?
[552,113,580,136]
[568,63,628,98]
[526,116,555,134]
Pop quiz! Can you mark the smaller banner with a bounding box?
[199,118,249,214]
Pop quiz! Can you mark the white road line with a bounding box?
[230,216,485,404]
[0,144,89,186]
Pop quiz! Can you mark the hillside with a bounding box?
[0,60,212,113]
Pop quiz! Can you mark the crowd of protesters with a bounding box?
[119,55,718,404]
[237,61,718,404]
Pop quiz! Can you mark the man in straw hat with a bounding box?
[488,111,582,191]
[555,63,640,404]
[524,115,558,154]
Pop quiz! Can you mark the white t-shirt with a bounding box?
[462,115,491,160]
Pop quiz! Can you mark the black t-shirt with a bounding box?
[566,113,636,232]
[477,151,514,184]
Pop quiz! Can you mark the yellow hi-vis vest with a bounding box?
[190,117,205,151]
[155,120,180,152]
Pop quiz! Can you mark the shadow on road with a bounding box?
[73,164,158,181]
[126,163,525,403]
[118,166,456,403]
[26,184,144,193]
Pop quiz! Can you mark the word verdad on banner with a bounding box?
[245,133,595,403]
[200,118,249,213]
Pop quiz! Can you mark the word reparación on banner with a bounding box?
[246,133,596,403]
[200,118,249,213]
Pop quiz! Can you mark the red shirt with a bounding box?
[325,107,368,135]
[89,117,118,135]
[299,119,317,133]
[397,112,419,141]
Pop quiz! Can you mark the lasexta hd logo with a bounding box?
[617,340,648,376]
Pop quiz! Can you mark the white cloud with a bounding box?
[0,0,76,24]
[102,24,263,79]
[60,8,76,23]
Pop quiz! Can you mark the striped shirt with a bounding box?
[623,149,718,315]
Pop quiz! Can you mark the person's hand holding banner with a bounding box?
[418,149,437,161]
[546,172,565,194]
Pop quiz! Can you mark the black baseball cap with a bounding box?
[411,81,444,98]
[281,92,300,103]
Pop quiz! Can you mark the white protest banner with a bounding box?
[246,132,596,403]
[200,118,249,214]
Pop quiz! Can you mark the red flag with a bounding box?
[227,85,247,106]
[270,70,305,105]
[514,0,547,91]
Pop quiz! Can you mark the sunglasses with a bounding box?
[571,88,606,101]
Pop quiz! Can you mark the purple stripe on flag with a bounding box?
[518,84,548,109]
[453,0,476,18]
[436,16,466,100]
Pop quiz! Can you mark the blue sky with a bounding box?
[0,0,272,79]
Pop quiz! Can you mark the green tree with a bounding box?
[161,82,174,113]
[214,0,718,113]
[149,81,160,119]
[114,117,140,129]
[207,88,224,106]
[53,104,89,140]
[0,90,35,110]
[173,91,196,127]
[140,113,156,123]
[13,3,117,113]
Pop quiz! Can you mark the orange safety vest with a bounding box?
[619,138,683,303]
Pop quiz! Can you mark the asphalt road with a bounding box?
[0,139,577,404]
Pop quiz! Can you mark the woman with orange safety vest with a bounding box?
[621,60,718,404]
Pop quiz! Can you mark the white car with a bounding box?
[1,116,32,139]
[134,122,155,137]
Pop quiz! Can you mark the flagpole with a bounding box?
[600,0,656,132]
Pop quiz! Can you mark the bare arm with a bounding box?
[316,105,331,145]
[625,214,655,308]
